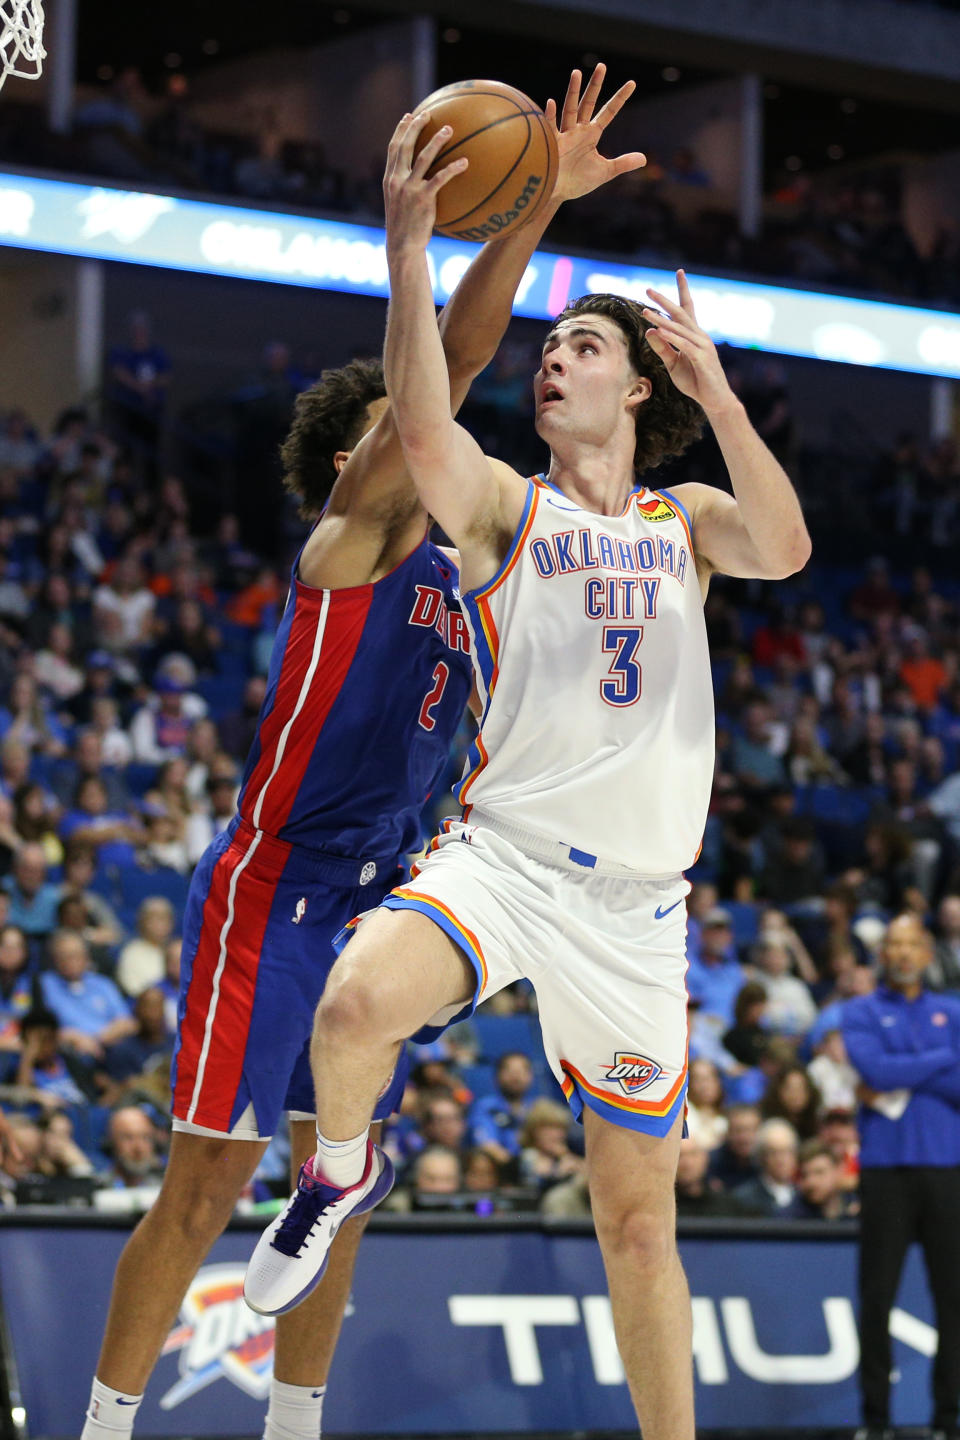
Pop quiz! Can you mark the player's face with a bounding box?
[534,315,645,448]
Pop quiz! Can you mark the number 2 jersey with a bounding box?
[456,475,714,875]
[236,530,473,861]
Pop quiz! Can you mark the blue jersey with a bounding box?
[236,532,472,860]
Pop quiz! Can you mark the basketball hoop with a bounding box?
[0,0,46,92]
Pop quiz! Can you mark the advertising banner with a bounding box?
[2,170,960,377]
[0,1220,939,1436]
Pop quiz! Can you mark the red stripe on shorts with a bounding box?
[172,833,284,1129]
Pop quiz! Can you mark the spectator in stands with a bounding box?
[463,1147,503,1193]
[93,555,156,656]
[846,821,915,913]
[59,776,139,869]
[0,672,67,756]
[101,988,173,1092]
[0,923,31,1074]
[686,908,745,1031]
[733,1118,803,1217]
[762,1064,823,1140]
[785,714,849,787]
[15,1005,95,1107]
[52,728,129,811]
[101,1104,166,1190]
[748,936,818,1038]
[405,1146,462,1208]
[218,675,267,760]
[808,1027,858,1114]
[900,629,948,714]
[796,1139,856,1220]
[13,782,63,865]
[684,1058,728,1150]
[157,938,180,1036]
[129,675,192,764]
[818,1107,860,1194]
[106,312,170,463]
[117,898,175,997]
[759,817,827,906]
[55,843,123,953]
[40,929,135,1060]
[4,843,60,937]
[675,1137,753,1218]
[722,981,768,1067]
[850,557,900,625]
[708,1103,762,1191]
[89,697,133,770]
[928,894,960,991]
[186,772,236,864]
[0,738,30,802]
[729,699,787,793]
[518,1099,584,1191]
[468,1051,537,1166]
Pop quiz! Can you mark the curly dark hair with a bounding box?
[551,293,705,474]
[281,358,387,520]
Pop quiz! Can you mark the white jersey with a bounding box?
[455,476,715,875]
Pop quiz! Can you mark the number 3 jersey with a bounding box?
[456,476,714,875]
[236,532,473,860]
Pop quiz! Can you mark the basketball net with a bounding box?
[0,0,46,92]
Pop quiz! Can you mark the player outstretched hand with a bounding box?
[545,63,646,204]
[643,271,737,416]
[383,113,467,251]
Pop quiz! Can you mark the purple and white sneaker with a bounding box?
[243,1139,394,1316]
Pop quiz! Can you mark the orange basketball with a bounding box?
[412,79,558,242]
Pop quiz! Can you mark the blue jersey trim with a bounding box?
[656,487,694,544]
[565,1075,688,1135]
[379,893,483,1041]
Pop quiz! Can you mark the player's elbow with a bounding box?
[766,527,812,579]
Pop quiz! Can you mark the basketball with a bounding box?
[412,79,558,242]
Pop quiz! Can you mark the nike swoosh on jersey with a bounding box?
[116,1399,139,1406]
[545,496,581,512]
[654,899,685,920]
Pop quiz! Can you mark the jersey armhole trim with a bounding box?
[464,481,539,604]
[653,488,694,551]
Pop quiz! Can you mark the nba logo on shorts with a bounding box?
[601,1052,662,1096]
[292,897,307,924]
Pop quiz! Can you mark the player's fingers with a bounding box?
[593,76,634,128]
[397,109,433,165]
[645,285,688,321]
[577,62,606,123]
[428,156,469,192]
[642,310,706,348]
[607,151,647,178]
[644,329,680,366]
[544,98,558,131]
[410,124,454,178]
[560,69,582,130]
[677,268,698,319]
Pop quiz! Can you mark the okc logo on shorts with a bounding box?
[359,861,377,886]
[160,1264,274,1407]
[600,1052,662,1096]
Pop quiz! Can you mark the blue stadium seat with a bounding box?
[471,1012,540,1065]
[117,865,190,931]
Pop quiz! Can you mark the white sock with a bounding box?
[80,1377,143,1439]
[263,1379,326,1440]
[313,1126,369,1187]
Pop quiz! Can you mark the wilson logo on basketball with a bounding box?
[453,175,545,242]
[160,1264,274,1406]
[637,498,676,523]
[600,1053,662,1096]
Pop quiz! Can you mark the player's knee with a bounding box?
[593,1197,677,1270]
[152,1166,244,1245]
[315,970,394,1045]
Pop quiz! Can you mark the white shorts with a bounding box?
[376,818,691,1137]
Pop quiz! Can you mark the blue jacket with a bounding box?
[842,986,960,1167]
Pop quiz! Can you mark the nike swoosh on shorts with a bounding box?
[654,899,684,920]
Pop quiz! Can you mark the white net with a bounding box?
[0,0,46,91]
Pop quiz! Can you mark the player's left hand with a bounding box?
[642,272,738,417]
[546,64,646,204]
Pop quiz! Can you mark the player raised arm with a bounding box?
[331,65,644,530]
[383,112,513,574]
[642,271,811,580]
